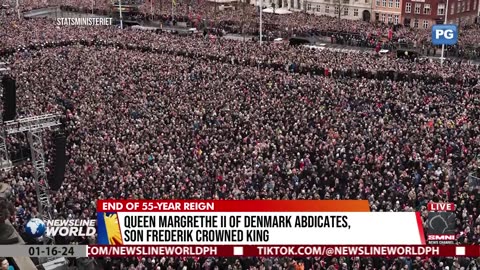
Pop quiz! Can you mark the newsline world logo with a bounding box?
[56,17,113,26]
[25,218,96,238]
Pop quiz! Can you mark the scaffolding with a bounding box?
[0,65,11,170]
[0,113,11,171]
[1,67,64,264]
[1,114,62,253]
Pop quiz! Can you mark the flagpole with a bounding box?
[16,0,20,19]
[259,0,263,45]
[440,0,449,66]
[172,0,174,23]
[119,0,123,29]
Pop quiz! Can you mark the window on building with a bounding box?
[343,0,349,4]
[365,0,368,4]
[325,5,330,12]
[457,2,461,12]
[381,13,386,21]
[475,0,477,10]
[354,8,359,16]
[382,0,386,6]
[344,7,349,15]
[414,3,421,13]
[423,20,428,28]
[307,2,312,10]
[461,1,465,12]
[376,0,380,6]
[450,2,454,14]
[413,18,419,27]
[388,0,393,7]
[405,2,411,12]
[423,4,430,14]
[316,5,321,11]
[395,0,400,8]
[437,3,445,15]
[467,0,470,11]
[388,14,393,23]
[334,5,339,14]
[394,14,399,24]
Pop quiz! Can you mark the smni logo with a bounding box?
[432,25,458,45]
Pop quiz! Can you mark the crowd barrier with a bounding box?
[306,31,480,60]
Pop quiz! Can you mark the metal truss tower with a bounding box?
[0,64,11,170]
[2,114,62,248]
[1,69,66,266]
[0,114,11,170]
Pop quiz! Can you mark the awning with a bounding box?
[261,8,293,14]
[206,0,239,3]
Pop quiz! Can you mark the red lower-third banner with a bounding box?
[86,245,480,257]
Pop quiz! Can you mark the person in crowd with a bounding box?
[0,258,14,270]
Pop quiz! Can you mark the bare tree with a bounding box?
[241,0,248,41]
[332,0,348,20]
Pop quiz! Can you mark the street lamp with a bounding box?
[440,0,449,66]
[118,0,123,29]
[15,0,20,19]
[259,0,263,45]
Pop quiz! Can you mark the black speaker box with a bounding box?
[49,133,66,191]
[2,76,16,121]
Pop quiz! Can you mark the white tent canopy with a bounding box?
[206,0,239,3]
[132,25,158,31]
[261,8,293,14]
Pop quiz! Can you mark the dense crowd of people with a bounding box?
[100,0,480,52]
[6,0,480,58]
[2,17,480,80]
[136,0,480,48]
[1,5,480,270]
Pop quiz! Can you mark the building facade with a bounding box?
[372,0,403,24]
[303,0,373,21]
[253,0,478,23]
[401,0,478,28]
